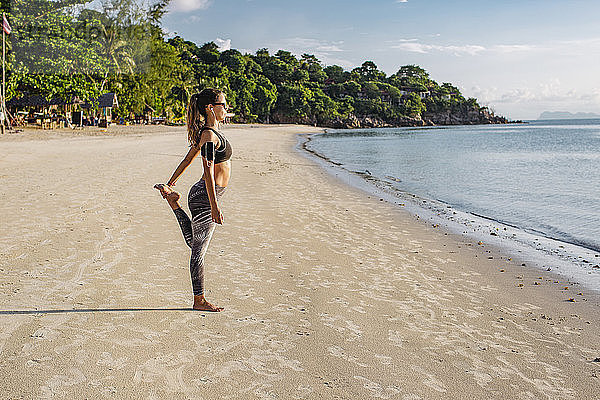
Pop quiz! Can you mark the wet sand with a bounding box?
[0,124,598,399]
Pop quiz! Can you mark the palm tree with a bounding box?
[99,22,135,75]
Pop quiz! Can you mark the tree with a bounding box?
[342,81,361,97]
[395,65,429,80]
[291,68,309,83]
[254,48,270,67]
[310,88,338,125]
[275,84,312,119]
[352,61,386,82]
[275,50,299,68]
[401,93,426,117]
[220,49,246,74]
[198,42,220,64]
[8,0,108,102]
[252,76,277,123]
[4,0,490,127]
[262,58,292,85]
[324,65,346,83]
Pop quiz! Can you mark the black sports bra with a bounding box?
[199,127,232,164]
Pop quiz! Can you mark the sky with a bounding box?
[162,0,600,120]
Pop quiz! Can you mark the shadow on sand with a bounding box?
[0,307,193,315]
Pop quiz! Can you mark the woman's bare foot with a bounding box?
[193,295,224,312]
[154,184,181,209]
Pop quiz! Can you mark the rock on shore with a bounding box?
[270,107,507,129]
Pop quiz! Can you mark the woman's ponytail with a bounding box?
[187,88,223,147]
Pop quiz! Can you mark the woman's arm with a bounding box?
[202,155,223,224]
[166,146,200,186]
[197,130,223,224]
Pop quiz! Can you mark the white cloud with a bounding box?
[162,26,176,38]
[318,56,355,70]
[185,15,202,23]
[467,84,600,119]
[391,42,429,53]
[214,38,231,52]
[396,0,408,3]
[389,39,541,56]
[557,37,600,47]
[492,44,536,53]
[391,41,486,56]
[470,80,600,116]
[265,38,352,68]
[579,88,600,102]
[281,38,345,53]
[385,36,600,118]
[389,36,600,57]
[168,0,211,12]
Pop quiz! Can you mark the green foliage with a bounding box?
[401,93,426,117]
[276,84,312,118]
[352,61,386,82]
[9,0,107,102]
[323,65,346,83]
[251,76,277,123]
[5,0,486,126]
[395,65,429,80]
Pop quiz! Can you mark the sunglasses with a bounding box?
[212,102,229,110]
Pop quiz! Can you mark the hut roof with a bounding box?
[98,93,118,108]
[7,95,84,107]
[9,93,117,110]
[7,95,46,107]
[80,93,118,109]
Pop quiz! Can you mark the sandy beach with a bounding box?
[0,124,598,399]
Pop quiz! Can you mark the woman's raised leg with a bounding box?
[154,184,193,248]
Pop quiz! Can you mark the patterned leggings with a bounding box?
[173,180,226,296]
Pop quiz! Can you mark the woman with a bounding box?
[154,88,232,312]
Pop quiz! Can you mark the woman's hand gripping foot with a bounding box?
[154,184,181,210]
[193,295,224,312]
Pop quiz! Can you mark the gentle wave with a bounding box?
[303,119,600,289]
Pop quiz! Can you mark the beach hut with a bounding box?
[97,93,118,126]
[7,94,84,129]
[55,96,84,128]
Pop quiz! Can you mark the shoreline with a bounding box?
[298,129,600,296]
[0,115,515,140]
[1,124,599,398]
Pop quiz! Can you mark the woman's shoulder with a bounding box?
[198,127,221,146]
[200,126,219,133]
[199,126,217,138]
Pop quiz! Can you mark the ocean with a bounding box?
[302,119,600,290]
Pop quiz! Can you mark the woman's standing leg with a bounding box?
[189,212,216,297]
[188,181,226,311]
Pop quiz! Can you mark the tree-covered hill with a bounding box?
[3,0,506,127]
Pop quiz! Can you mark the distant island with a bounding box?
[538,111,600,120]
